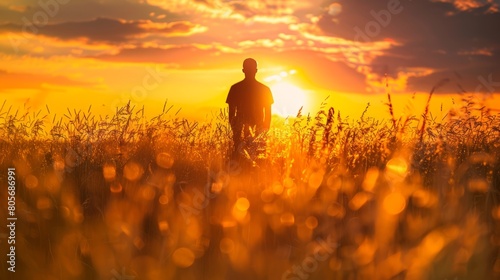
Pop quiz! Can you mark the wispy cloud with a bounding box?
[433,0,499,13]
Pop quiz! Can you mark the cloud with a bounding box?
[93,45,236,68]
[457,47,494,56]
[327,3,342,16]
[238,38,285,49]
[433,0,499,13]
[0,0,181,24]
[0,4,25,23]
[148,0,235,19]
[1,0,498,97]
[304,0,500,93]
[0,17,206,45]
[148,0,300,24]
[93,45,368,93]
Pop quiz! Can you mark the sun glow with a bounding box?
[271,81,307,117]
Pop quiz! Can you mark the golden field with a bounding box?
[1,93,500,280]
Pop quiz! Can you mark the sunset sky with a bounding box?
[0,0,499,120]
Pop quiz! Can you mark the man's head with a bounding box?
[242,58,257,79]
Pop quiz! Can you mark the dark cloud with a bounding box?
[0,0,181,24]
[0,17,205,45]
[315,0,500,93]
[229,2,256,18]
[317,0,499,44]
[0,5,24,23]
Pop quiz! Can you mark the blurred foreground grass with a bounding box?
[1,95,500,280]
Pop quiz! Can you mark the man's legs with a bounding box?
[241,124,269,159]
[231,122,243,157]
[232,123,268,158]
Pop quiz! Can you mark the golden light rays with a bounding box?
[265,69,309,118]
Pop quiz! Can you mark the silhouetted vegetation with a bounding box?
[1,93,499,279]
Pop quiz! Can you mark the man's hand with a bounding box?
[228,105,236,127]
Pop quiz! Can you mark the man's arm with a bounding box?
[229,104,236,126]
[264,105,271,130]
[226,86,236,126]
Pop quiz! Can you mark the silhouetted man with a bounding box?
[226,58,274,155]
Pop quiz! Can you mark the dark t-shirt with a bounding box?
[226,79,274,126]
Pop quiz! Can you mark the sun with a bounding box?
[271,81,307,117]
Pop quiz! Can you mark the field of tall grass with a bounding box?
[1,93,499,280]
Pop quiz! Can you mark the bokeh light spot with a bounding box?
[236,197,250,212]
[305,216,318,229]
[158,221,169,234]
[110,182,122,193]
[327,174,342,190]
[492,206,500,220]
[280,212,295,226]
[156,152,174,169]
[159,195,169,205]
[386,157,408,181]
[362,168,379,192]
[25,174,39,189]
[141,185,156,200]
[412,189,437,208]
[261,189,274,203]
[308,171,324,189]
[172,248,195,268]
[102,164,116,181]
[272,183,284,195]
[220,238,235,254]
[211,182,223,193]
[468,179,489,193]
[383,192,406,215]
[123,161,144,181]
[327,203,345,218]
[349,192,372,211]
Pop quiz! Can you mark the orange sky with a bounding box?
[0,0,499,121]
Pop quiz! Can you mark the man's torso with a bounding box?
[226,79,273,126]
